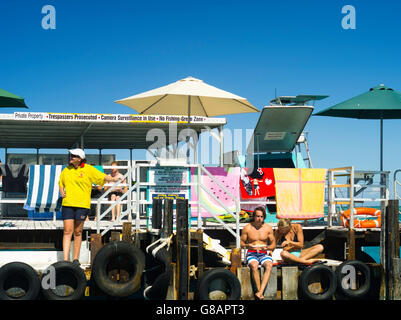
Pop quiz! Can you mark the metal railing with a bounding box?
[96,165,132,236]
[393,169,401,203]
[327,166,389,229]
[95,163,242,248]
[198,166,240,247]
[0,164,391,244]
[327,166,355,228]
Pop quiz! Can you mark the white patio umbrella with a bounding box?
[114,76,259,117]
[115,76,259,164]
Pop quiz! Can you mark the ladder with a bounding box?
[327,166,355,228]
[296,132,313,168]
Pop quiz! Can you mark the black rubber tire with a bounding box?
[41,261,87,300]
[356,250,377,263]
[0,262,41,300]
[92,241,145,297]
[298,264,337,300]
[195,268,241,300]
[335,260,371,299]
[143,267,171,300]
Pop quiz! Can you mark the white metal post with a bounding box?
[96,202,100,234]
[219,125,224,167]
[349,167,355,230]
[127,166,132,222]
[327,169,334,228]
[136,164,140,230]
[197,164,201,229]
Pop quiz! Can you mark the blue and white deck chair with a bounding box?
[24,165,65,215]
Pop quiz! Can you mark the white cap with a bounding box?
[68,148,86,159]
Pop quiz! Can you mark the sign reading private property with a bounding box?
[10,112,225,124]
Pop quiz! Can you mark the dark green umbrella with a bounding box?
[314,84,401,170]
[0,88,28,108]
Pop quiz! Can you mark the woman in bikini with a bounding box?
[274,218,324,264]
[104,161,127,222]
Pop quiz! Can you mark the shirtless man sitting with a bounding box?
[240,206,276,300]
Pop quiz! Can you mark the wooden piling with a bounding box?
[90,233,103,266]
[347,229,356,260]
[383,199,401,300]
[190,229,204,279]
[108,233,118,282]
[122,222,132,242]
[281,266,298,300]
[115,222,132,283]
[166,263,177,300]
[176,199,190,300]
[163,199,174,278]
[133,230,141,248]
[391,259,401,300]
[110,231,120,242]
[151,199,162,244]
[152,198,162,231]
[237,267,254,300]
[162,199,174,238]
[262,266,278,300]
[238,266,278,300]
[230,248,242,276]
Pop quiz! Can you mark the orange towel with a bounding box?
[273,168,327,220]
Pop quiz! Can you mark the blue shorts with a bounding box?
[246,250,273,266]
[62,206,90,221]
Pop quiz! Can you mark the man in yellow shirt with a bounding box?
[58,148,119,265]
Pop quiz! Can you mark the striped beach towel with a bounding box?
[24,165,65,212]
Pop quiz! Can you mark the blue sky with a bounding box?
[1,0,401,187]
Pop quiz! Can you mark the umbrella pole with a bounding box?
[187,96,191,164]
[380,118,383,171]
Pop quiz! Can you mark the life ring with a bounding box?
[195,268,241,300]
[0,262,41,300]
[92,241,145,297]
[41,261,87,300]
[340,207,381,228]
[335,260,370,299]
[298,264,337,300]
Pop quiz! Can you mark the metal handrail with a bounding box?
[327,167,389,230]
[199,165,241,248]
[393,169,401,202]
[101,163,242,248]
[131,163,197,231]
[327,166,355,228]
[96,166,132,235]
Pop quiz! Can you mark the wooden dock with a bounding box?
[0,199,399,300]
[0,218,387,259]
[0,219,131,231]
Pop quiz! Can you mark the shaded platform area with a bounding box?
[0,217,389,263]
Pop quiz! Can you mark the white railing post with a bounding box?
[327,169,334,228]
[94,165,131,236]
[136,164,140,230]
[127,166,132,222]
[394,170,401,202]
[197,164,201,229]
[349,166,355,230]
